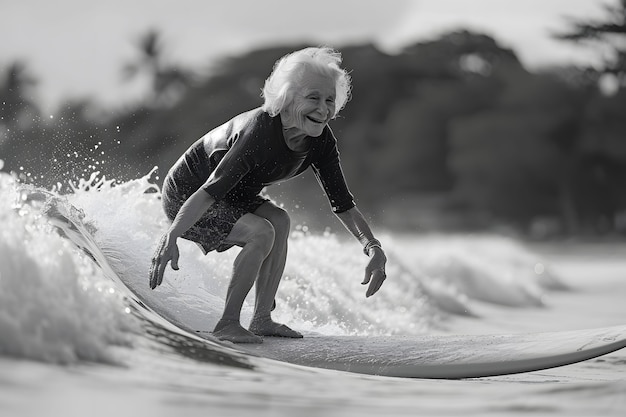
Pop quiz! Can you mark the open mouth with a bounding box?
[306,116,324,124]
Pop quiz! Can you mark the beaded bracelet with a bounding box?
[363,239,382,256]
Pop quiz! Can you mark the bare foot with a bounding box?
[213,319,263,344]
[249,317,303,338]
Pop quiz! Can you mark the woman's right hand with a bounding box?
[149,232,180,289]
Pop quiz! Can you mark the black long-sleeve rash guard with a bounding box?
[164,107,356,213]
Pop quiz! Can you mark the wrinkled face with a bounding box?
[281,70,336,138]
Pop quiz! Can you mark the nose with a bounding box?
[317,101,329,117]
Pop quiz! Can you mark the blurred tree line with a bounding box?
[1,3,626,237]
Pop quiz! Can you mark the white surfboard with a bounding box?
[40,195,626,379]
[196,325,626,379]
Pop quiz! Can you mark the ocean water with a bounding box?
[1,169,625,417]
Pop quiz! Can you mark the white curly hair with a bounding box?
[261,46,352,118]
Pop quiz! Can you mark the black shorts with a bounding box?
[162,186,268,254]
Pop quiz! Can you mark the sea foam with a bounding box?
[1,167,566,367]
[63,171,564,337]
[0,172,137,364]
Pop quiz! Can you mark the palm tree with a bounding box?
[554,0,626,85]
[552,1,626,234]
[122,28,195,107]
[0,60,40,129]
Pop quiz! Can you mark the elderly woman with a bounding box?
[149,47,387,344]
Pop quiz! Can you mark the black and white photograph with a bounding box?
[1,1,625,416]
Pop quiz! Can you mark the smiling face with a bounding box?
[280,69,337,138]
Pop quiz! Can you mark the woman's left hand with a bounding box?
[362,248,387,297]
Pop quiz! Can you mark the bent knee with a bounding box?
[255,203,291,239]
[266,207,291,239]
[270,207,291,238]
[250,219,276,254]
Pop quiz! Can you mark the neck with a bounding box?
[282,126,306,142]
[280,113,308,145]
[283,128,310,152]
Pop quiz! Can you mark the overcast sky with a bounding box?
[0,0,616,111]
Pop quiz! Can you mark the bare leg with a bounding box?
[249,203,302,338]
[212,214,275,344]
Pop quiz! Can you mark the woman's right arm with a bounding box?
[167,189,215,239]
[149,189,215,289]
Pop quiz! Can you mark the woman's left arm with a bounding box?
[335,206,387,297]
